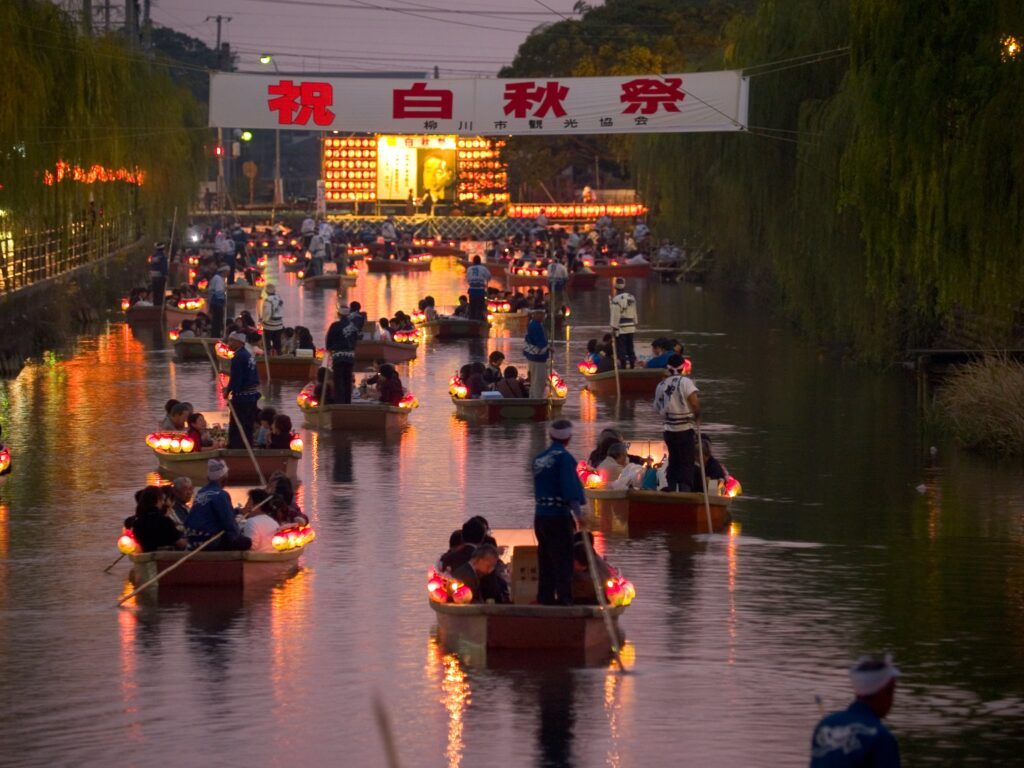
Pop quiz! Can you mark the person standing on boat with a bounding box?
[547,256,568,310]
[149,242,168,305]
[533,420,586,605]
[466,256,491,321]
[610,277,638,369]
[260,283,285,354]
[224,331,261,449]
[208,265,228,338]
[325,304,361,404]
[810,655,901,768]
[184,459,251,551]
[524,308,550,399]
[653,354,701,492]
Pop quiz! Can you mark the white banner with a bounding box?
[209,71,748,136]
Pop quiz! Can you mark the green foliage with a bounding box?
[0,0,204,238]
[934,357,1024,455]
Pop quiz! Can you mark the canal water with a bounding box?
[0,256,1022,767]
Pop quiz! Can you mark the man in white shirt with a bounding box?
[242,490,282,553]
[609,278,638,368]
[653,355,701,492]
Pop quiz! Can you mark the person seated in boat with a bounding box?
[242,489,288,553]
[570,531,615,605]
[295,326,316,352]
[486,350,505,380]
[160,402,191,432]
[597,442,629,484]
[237,310,259,335]
[280,327,297,356]
[159,399,180,429]
[193,312,212,338]
[438,529,463,570]
[394,311,415,331]
[589,428,627,467]
[184,459,252,551]
[369,318,391,342]
[377,364,404,406]
[509,292,529,312]
[268,414,294,449]
[449,544,500,604]
[185,411,215,450]
[440,517,487,573]
[697,436,728,493]
[177,320,197,339]
[642,338,673,369]
[169,477,193,531]
[465,362,489,398]
[253,407,277,448]
[129,486,188,552]
[491,366,525,398]
[452,295,470,318]
[478,534,511,603]
[267,471,307,525]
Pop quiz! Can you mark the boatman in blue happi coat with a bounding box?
[524,307,549,399]
[466,255,491,321]
[184,458,251,551]
[223,331,261,449]
[810,655,902,767]
[149,241,168,306]
[533,419,586,605]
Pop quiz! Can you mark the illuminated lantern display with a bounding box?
[682,357,693,376]
[575,461,604,489]
[168,328,181,341]
[117,529,140,555]
[145,432,197,454]
[179,436,195,453]
[177,297,205,311]
[398,392,419,409]
[411,310,426,324]
[560,305,571,318]
[187,255,201,267]
[448,374,470,399]
[392,330,419,344]
[254,274,266,287]
[289,435,304,453]
[271,524,316,551]
[296,384,320,411]
[408,254,431,264]
[449,581,473,605]
[548,372,569,398]
[346,266,359,276]
[257,255,268,268]
[215,341,234,360]
[604,576,636,607]
[283,254,299,266]
[577,359,598,375]
[297,270,305,279]
[42,160,145,186]
[120,298,131,311]
[322,136,378,202]
[427,569,448,603]
[0,446,11,474]
[197,279,209,291]
[721,476,742,498]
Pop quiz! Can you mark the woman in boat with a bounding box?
[253,408,277,449]
[295,326,316,352]
[185,411,214,450]
[372,318,392,342]
[596,442,629,484]
[193,312,212,338]
[422,296,439,322]
[160,402,191,432]
[267,472,307,525]
[495,366,529,398]
[465,362,489,398]
[178,320,196,339]
[377,364,404,406]
[241,489,286,553]
[130,486,187,552]
[268,414,294,450]
[280,327,297,355]
[486,350,505,381]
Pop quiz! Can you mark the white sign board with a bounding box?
[209,72,748,136]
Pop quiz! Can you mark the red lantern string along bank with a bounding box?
[271,524,316,552]
[146,432,197,454]
[42,161,145,187]
[507,204,647,219]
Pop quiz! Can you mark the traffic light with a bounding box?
[213,146,225,157]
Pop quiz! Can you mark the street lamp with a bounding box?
[260,54,284,207]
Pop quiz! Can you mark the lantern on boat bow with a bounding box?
[449,375,469,399]
[177,297,204,311]
[427,570,448,603]
[271,524,316,551]
[289,435,304,453]
[145,432,197,454]
[117,529,140,555]
[548,371,569,398]
[168,328,181,341]
[120,298,131,311]
[577,359,598,375]
[0,446,11,474]
[604,576,636,607]
[296,385,320,411]
[346,266,359,277]
[398,392,419,409]
[214,341,234,359]
[576,460,604,489]
[721,475,742,498]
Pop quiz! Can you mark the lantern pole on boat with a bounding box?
[579,520,627,672]
[117,531,225,606]
[695,421,714,533]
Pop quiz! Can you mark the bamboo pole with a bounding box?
[117,531,224,605]
[202,339,266,486]
[579,522,626,672]
[695,422,714,534]
[103,553,125,573]
[609,285,621,400]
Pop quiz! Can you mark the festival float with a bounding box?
[119,523,314,595]
[355,329,421,364]
[422,315,490,340]
[145,430,301,483]
[366,253,432,273]
[297,384,416,431]
[164,296,207,327]
[427,528,633,663]
[449,371,567,423]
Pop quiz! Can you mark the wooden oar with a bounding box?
[579,518,627,672]
[695,422,714,533]
[117,531,224,606]
[103,553,126,573]
[372,693,403,768]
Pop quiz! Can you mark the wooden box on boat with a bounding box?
[429,528,626,658]
[586,488,731,533]
[125,304,162,323]
[355,339,418,364]
[152,447,300,483]
[129,547,305,592]
[451,396,564,423]
[591,263,652,279]
[582,367,666,396]
[301,402,410,431]
[366,257,431,273]
[423,317,490,339]
[173,337,220,361]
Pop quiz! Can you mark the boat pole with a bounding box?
[225,394,267,487]
[372,693,403,768]
[200,338,220,379]
[695,422,714,533]
[159,206,178,328]
[609,284,621,400]
[102,553,125,573]
[579,522,627,672]
[117,531,224,606]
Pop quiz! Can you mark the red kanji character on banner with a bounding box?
[393,82,453,119]
[267,80,336,126]
[503,81,569,119]
[620,77,686,115]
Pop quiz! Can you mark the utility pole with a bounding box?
[82,0,92,35]
[206,15,232,211]
[205,15,231,51]
[124,0,136,46]
[104,0,111,32]
[142,0,151,48]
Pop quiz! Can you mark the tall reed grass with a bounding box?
[934,357,1024,455]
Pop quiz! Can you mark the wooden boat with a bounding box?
[124,303,162,323]
[301,402,410,431]
[452,396,564,423]
[226,281,262,301]
[366,256,431,273]
[429,528,627,658]
[217,353,318,381]
[506,272,548,289]
[129,547,306,593]
[164,304,205,328]
[487,310,529,334]
[586,488,731,533]
[458,258,508,279]
[568,270,598,290]
[423,317,490,340]
[582,367,667,396]
[301,272,356,290]
[152,447,300,483]
[591,262,652,280]
[355,339,418,363]
[173,337,220,361]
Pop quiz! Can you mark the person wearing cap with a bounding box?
[532,419,586,605]
[466,256,491,321]
[208,265,229,337]
[653,354,701,492]
[183,459,251,551]
[325,305,362,404]
[523,307,550,399]
[260,283,285,354]
[810,656,901,767]
[224,331,261,449]
[610,277,638,369]
[148,242,168,306]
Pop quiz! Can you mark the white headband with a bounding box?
[549,423,573,440]
[207,459,228,480]
[849,655,900,696]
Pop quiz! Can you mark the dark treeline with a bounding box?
[506,0,1024,360]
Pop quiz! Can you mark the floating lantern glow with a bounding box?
[721,476,742,498]
[289,435,304,453]
[398,392,419,409]
[120,298,131,311]
[118,529,140,555]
